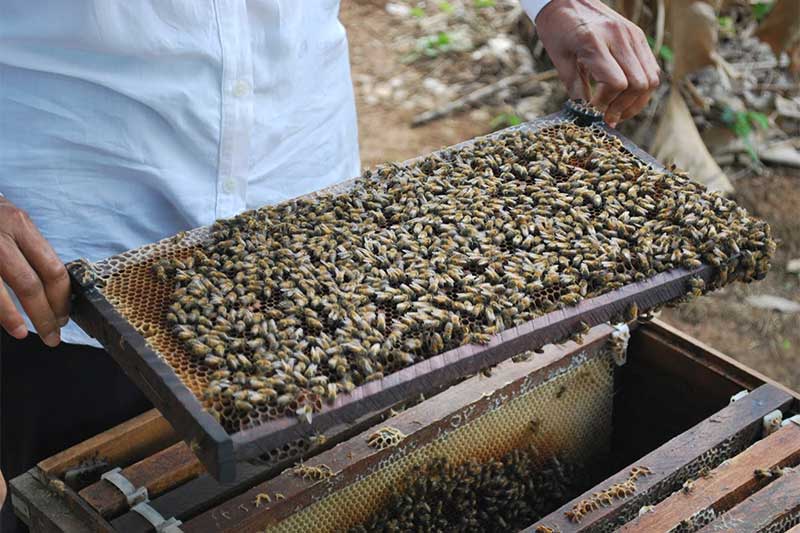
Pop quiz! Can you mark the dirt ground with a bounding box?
[341,0,800,390]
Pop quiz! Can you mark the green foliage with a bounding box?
[474,0,496,8]
[751,1,774,21]
[490,113,522,129]
[410,6,425,18]
[416,31,454,58]
[721,108,770,162]
[438,1,455,14]
[782,338,792,351]
[646,36,674,63]
[717,15,734,32]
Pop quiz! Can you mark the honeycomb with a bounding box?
[260,348,615,532]
[586,429,757,533]
[89,119,775,435]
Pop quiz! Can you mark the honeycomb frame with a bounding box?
[66,103,734,481]
[181,323,619,532]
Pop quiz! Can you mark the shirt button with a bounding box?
[222,179,236,193]
[233,80,251,97]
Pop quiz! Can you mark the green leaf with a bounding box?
[659,44,674,63]
[721,108,763,162]
[474,0,496,8]
[782,338,792,351]
[490,113,522,129]
[436,31,451,46]
[733,112,752,139]
[747,111,769,130]
[438,1,454,14]
[751,2,773,21]
[410,6,425,18]
[718,16,734,31]
[646,36,674,63]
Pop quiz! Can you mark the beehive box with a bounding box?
[9,321,800,532]
[65,101,774,482]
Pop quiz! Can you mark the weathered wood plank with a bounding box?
[620,423,800,532]
[524,384,794,533]
[36,409,176,481]
[10,470,99,532]
[648,319,800,402]
[695,468,800,532]
[78,441,204,518]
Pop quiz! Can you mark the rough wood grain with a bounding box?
[36,409,176,480]
[10,471,95,533]
[524,384,795,533]
[647,319,800,402]
[695,468,800,532]
[78,441,204,518]
[620,423,800,532]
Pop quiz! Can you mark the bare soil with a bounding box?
[341,0,800,390]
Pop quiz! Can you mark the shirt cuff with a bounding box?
[521,0,552,24]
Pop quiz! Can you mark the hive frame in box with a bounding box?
[9,320,800,532]
[174,327,795,533]
[66,101,719,482]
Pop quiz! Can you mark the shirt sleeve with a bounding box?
[521,0,552,23]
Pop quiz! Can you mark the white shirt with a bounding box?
[0,1,548,346]
[0,1,361,345]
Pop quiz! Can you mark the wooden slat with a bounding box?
[78,441,204,518]
[524,384,794,533]
[695,468,800,532]
[610,324,743,473]
[10,470,99,533]
[36,409,176,480]
[648,319,800,402]
[110,375,435,532]
[620,423,800,531]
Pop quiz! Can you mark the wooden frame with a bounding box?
[696,467,800,532]
[65,101,732,482]
[10,321,799,532]
[524,383,795,533]
[619,423,800,532]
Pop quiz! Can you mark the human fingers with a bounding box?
[15,216,70,325]
[0,280,27,339]
[580,43,628,116]
[549,50,591,101]
[0,240,61,347]
[604,38,649,126]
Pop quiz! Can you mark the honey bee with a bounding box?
[154,121,773,433]
[253,493,271,507]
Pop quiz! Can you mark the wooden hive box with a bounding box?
[10,320,800,532]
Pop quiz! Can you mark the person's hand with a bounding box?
[535,0,661,127]
[0,469,6,510]
[0,196,70,346]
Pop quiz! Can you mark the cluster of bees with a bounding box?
[350,449,577,532]
[565,465,653,523]
[155,122,775,431]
